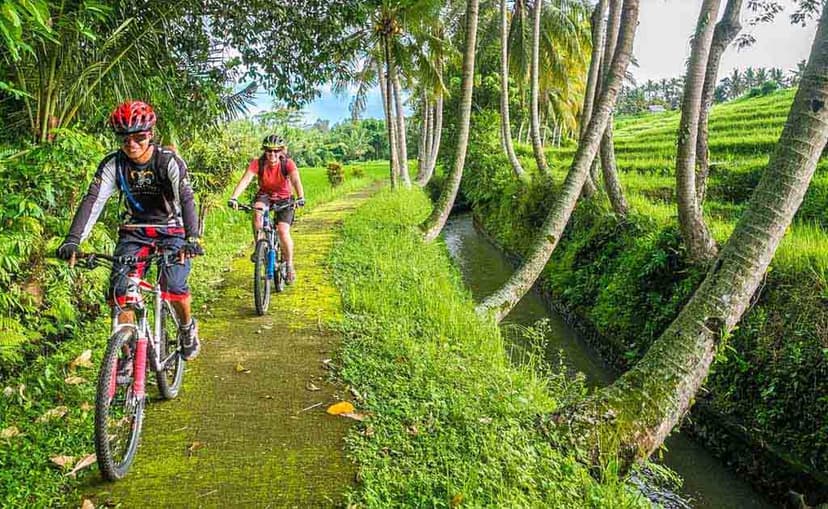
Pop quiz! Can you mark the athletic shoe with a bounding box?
[179,319,201,361]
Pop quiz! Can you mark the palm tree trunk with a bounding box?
[417,92,428,184]
[530,0,550,174]
[600,123,628,215]
[598,0,628,216]
[477,0,640,321]
[676,0,720,262]
[378,46,399,189]
[420,0,479,241]
[580,0,606,143]
[580,0,606,198]
[501,0,525,178]
[423,90,443,185]
[696,0,743,203]
[392,67,411,187]
[549,9,828,469]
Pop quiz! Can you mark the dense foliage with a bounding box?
[453,89,828,495]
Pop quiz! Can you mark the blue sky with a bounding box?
[248,84,398,126]
[247,0,816,124]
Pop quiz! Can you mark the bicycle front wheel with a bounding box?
[253,239,271,315]
[95,328,144,481]
[156,303,185,400]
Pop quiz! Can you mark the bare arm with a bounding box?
[289,170,304,199]
[229,171,256,201]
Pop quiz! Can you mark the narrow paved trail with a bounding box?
[84,187,376,507]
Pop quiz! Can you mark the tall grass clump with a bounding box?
[329,188,649,507]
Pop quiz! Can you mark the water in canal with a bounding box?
[443,213,772,509]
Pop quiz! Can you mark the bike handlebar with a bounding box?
[234,199,296,213]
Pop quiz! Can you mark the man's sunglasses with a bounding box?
[121,132,152,145]
[264,146,285,154]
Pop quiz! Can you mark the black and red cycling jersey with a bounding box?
[65,144,197,244]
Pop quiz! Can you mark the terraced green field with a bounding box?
[543,88,828,276]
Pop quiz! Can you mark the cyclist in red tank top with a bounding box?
[227,134,306,284]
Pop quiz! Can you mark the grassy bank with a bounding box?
[329,188,650,507]
[0,162,385,507]
[452,89,827,500]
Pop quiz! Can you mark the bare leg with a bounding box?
[276,222,293,265]
[171,296,192,325]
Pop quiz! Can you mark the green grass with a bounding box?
[459,88,828,490]
[330,188,649,508]
[0,161,386,508]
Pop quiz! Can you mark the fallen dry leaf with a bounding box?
[326,401,355,415]
[64,376,87,385]
[80,499,95,509]
[305,382,321,392]
[187,441,205,456]
[341,412,366,422]
[478,417,493,425]
[50,455,75,469]
[80,402,93,412]
[450,493,464,507]
[360,426,375,438]
[234,363,251,374]
[348,387,364,401]
[37,406,69,423]
[0,426,20,439]
[406,424,419,436]
[69,350,94,370]
[66,453,96,477]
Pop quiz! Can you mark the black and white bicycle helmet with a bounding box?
[262,134,286,149]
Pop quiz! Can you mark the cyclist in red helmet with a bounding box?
[227,134,305,284]
[57,100,203,360]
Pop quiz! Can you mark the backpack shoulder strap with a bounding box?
[257,155,267,182]
[280,157,289,178]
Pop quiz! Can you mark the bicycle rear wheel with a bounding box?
[253,239,271,315]
[273,243,285,294]
[95,328,144,481]
[156,303,185,400]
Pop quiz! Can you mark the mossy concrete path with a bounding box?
[84,187,377,507]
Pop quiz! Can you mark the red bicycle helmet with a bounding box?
[109,100,157,134]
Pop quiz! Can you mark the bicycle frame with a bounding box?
[103,254,178,401]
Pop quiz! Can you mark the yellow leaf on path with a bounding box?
[81,499,95,509]
[69,350,94,370]
[66,453,96,477]
[187,441,206,456]
[326,401,355,415]
[50,455,75,469]
[234,363,250,374]
[37,406,69,423]
[64,376,87,385]
[1,426,20,439]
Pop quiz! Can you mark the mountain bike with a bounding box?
[237,200,295,315]
[74,250,188,480]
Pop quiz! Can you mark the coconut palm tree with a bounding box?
[477,0,640,321]
[421,0,480,241]
[675,0,720,263]
[501,0,526,178]
[696,0,743,203]
[552,6,828,469]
